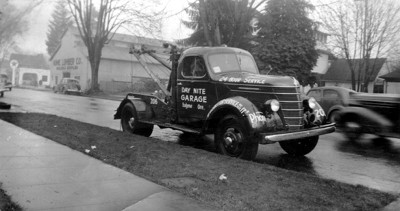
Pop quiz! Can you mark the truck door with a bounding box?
[176,55,216,125]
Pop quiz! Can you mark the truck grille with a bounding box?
[273,86,303,131]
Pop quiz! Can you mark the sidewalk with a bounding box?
[0,119,217,211]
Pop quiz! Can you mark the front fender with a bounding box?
[338,106,392,130]
[203,96,284,136]
[114,96,149,120]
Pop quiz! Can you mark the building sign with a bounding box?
[53,57,82,71]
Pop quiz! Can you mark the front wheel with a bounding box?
[279,136,319,156]
[338,114,362,141]
[121,103,153,137]
[215,115,258,160]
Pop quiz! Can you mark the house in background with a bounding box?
[312,30,331,75]
[320,58,389,93]
[379,70,400,93]
[49,27,170,93]
[6,54,50,88]
[301,30,333,93]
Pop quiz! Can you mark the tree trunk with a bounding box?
[88,43,102,92]
[199,0,212,46]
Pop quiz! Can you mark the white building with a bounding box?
[8,54,51,87]
[49,27,170,93]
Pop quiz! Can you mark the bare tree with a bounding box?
[67,0,162,92]
[0,1,43,58]
[317,0,400,92]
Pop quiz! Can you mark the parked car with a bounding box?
[54,78,82,95]
[337,93,400,141]
[0,74,12,97]
[307,86,357,123]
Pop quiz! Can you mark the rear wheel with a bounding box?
[121,103,153,137]
[279,136,319,156]
[0,92,3,97]
[215,115,258,160]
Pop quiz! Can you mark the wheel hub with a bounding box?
[223,128,242,149]
[128,117,135,128]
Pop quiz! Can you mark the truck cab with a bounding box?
[114,46,335,160]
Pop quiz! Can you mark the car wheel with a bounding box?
[339,114,362,141]
[279,136,318,156]
[0,92,3,97]
[215,115,258,160]
[121,103,153,137]
[342,120,362,141]
[279,136,319,156]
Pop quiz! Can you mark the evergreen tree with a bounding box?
[252,0,318,86]
[182,0,265,48]
[46,0,73,56]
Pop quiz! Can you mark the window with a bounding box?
[63,72,71,78]
[181,56,207,78]
[308,90,321,100]
[208,53,258,74]
[42,75,48,82]
[323,90,339,99]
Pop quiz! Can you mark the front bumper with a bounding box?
[259,123,335,144]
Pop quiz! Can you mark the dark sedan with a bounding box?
[306,86,357,123]
[53,78,82,95]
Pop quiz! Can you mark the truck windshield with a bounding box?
[208,53,258,74]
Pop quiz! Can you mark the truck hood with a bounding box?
[215,72,297,87]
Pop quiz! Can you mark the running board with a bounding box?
[140,120,201,134]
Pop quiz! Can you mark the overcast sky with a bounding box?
[12,0,194,55]
[13,0,330,56]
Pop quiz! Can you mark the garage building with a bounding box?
[49,27,171,93]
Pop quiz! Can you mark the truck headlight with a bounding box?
[308,97,317,110]
[264,99,280,113]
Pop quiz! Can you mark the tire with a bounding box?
[0,92,3,97]
[215,115,258,160]
[339,114,362,141]
[279,136,319,156]
[121,103,153,137]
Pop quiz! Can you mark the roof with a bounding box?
[379,70,400,82]
[9,54,50,69]
[322,58,386,82]
[182,47,252,57]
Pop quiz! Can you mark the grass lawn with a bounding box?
[0,183,21,211]
[0,112,398,210]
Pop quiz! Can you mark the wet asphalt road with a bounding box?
[1,88,400,194]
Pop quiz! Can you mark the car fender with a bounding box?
[338,106,393,129]
[203,96,284,137]
[327,105,345,117]
[114,96,150,120]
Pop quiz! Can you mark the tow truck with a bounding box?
[114,44,335,160]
